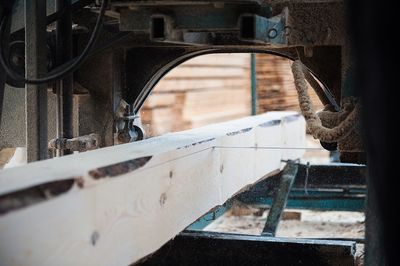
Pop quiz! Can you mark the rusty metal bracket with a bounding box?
[48,133,100,153]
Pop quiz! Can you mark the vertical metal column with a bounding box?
[25,0,48,161]
[250,53,257,115]
[0,6,10,126]
[0,4,11,127]
[262,161,298,236]
[55,0,73,155]
[0,63,4,125]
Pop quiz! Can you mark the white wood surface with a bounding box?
[0,112,305,266]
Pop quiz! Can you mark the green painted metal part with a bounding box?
[186,201,232,231]
[239,12,287,45]
[188,163,366,230]
[188,189,365,231]
[248,189,366,212]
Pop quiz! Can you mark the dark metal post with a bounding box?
[0,7,8,126]
[0,60,4,126]
[250,53,257,115]
[262,161,298,236]
[25,0,48,161]
[55,0,73,155]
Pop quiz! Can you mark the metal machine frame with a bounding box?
[0,1,369,265]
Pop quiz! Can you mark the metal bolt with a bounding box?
[267,28,278,39]
[169,171,173,178]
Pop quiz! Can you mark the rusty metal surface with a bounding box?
[48,133,100,152]
[116,0,344,46]
[262,161,298,236]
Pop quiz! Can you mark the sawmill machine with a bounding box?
[0,0,391,265]
[1,0,361,162]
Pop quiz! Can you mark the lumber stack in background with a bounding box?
[140,53,323,137]
[256,54,323,113]
[141,54,251,136]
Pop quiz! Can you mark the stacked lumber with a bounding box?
[140,53,324,137]
[256,54,323,114]
[140,54,251,136]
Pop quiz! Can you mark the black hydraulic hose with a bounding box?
[0,0,108,85]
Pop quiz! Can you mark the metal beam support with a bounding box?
[25,0,48,161]
[237,163,366,211]
[262,161,298,236]
[240,163,366,193]
[149,14,214,45]
[55,0,73,156]
[239,10,287,45]
[120,5,271,32]
[250,53,257,115]
[10,0,84,33]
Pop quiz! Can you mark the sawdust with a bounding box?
[205,206,365,265]
[205,207,364,239]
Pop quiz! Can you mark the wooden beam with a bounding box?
[0,112,305,266]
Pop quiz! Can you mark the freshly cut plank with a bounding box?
[0,112,305,266]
